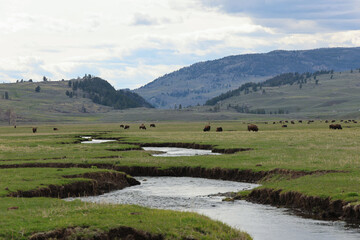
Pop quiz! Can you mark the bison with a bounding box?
[282,125,288,128]
[124,125,130,129]
[216,127,223,132]
[139,124,146,130]
[53,128,58,131]
[329,124,342,130]
[120,124,124,128]
[298,120,303,123]
[247,124,258,132]
[32,127,37,133]
[150,124,156,127]
[203,125,211,132]
[291,121,295,124]
[14,125,16,128]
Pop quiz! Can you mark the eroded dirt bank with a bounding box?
[29,226,163,240]
[7,171,140,198]
[3,163,357,222]
[0,163,334,183]
[242,188,360,221]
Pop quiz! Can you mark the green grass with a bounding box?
[0,120,359,238]
[0,168,112,197]
[0,198,249,240]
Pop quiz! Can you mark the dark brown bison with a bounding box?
[331,120,336,123]
[298,120,302,123]
[291,121,295,124]
[273,122,276,124]
[53,128,58,131]
[203,125,211,132]
[139,124,146,130]
[32,127,37,133]
[248,124,258,132]
[285,120,288,123]
[329,124,342,130]
[150,124,156,127]
[124,125,130,129]
[14,125,16,128]
[120,124,124,128]
[325,120,329,123]
[216,127,223,132]
[282,125,287,128]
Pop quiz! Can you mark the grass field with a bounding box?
[0,120,359,239]
[213,70,360,119]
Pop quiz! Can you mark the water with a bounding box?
[80,137,116,144]
[69,177,360,240]
[142,147,221,157]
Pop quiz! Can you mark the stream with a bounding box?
[68,177,360,240]
[77,141,360,239]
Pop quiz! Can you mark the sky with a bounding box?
[0,0,359,89]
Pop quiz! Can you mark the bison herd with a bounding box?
[11,118,359,134]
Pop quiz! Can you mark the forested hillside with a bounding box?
[0,76,152,124]
[134,47,360,109]
[202,70,360,118]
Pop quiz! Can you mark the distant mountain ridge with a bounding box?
[134,47,360,108]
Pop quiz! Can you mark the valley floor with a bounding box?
[0,120,359,239]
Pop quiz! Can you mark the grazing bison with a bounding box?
[325,120,329,123]
[32,127,37,133]
[331,120,336,123]
[150,124,156,127]
[124,125,130,129]
[273,122,276,124]
[298,120,302,123]
[139,124,146,130]
[216,127,223,132]
[247,124,258,132]
[203,125,211,132]
[329,124,342,130]
[282,125,287,128]
[53,128,58,131]
[291,121,295,124]
[120,124,124,128]
[14,125,16,128]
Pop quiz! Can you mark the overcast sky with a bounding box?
[0,0,359,89]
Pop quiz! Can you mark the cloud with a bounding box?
[131,13,159,26]
[0,0,360,90]
[200,0,360,31]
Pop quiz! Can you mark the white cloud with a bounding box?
[0,0,359,89]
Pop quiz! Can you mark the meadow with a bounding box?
[0,120,359,239]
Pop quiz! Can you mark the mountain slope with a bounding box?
[0,77,152,123]
[203,69,360,117]
[134,47,360,108]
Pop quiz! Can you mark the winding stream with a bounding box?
[77,140,360,239]
[69,177,360,240]
[142,147,221,156]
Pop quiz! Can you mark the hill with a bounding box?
[134,47,360,109]
[0,77,152,124]
[202,69,360,118]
